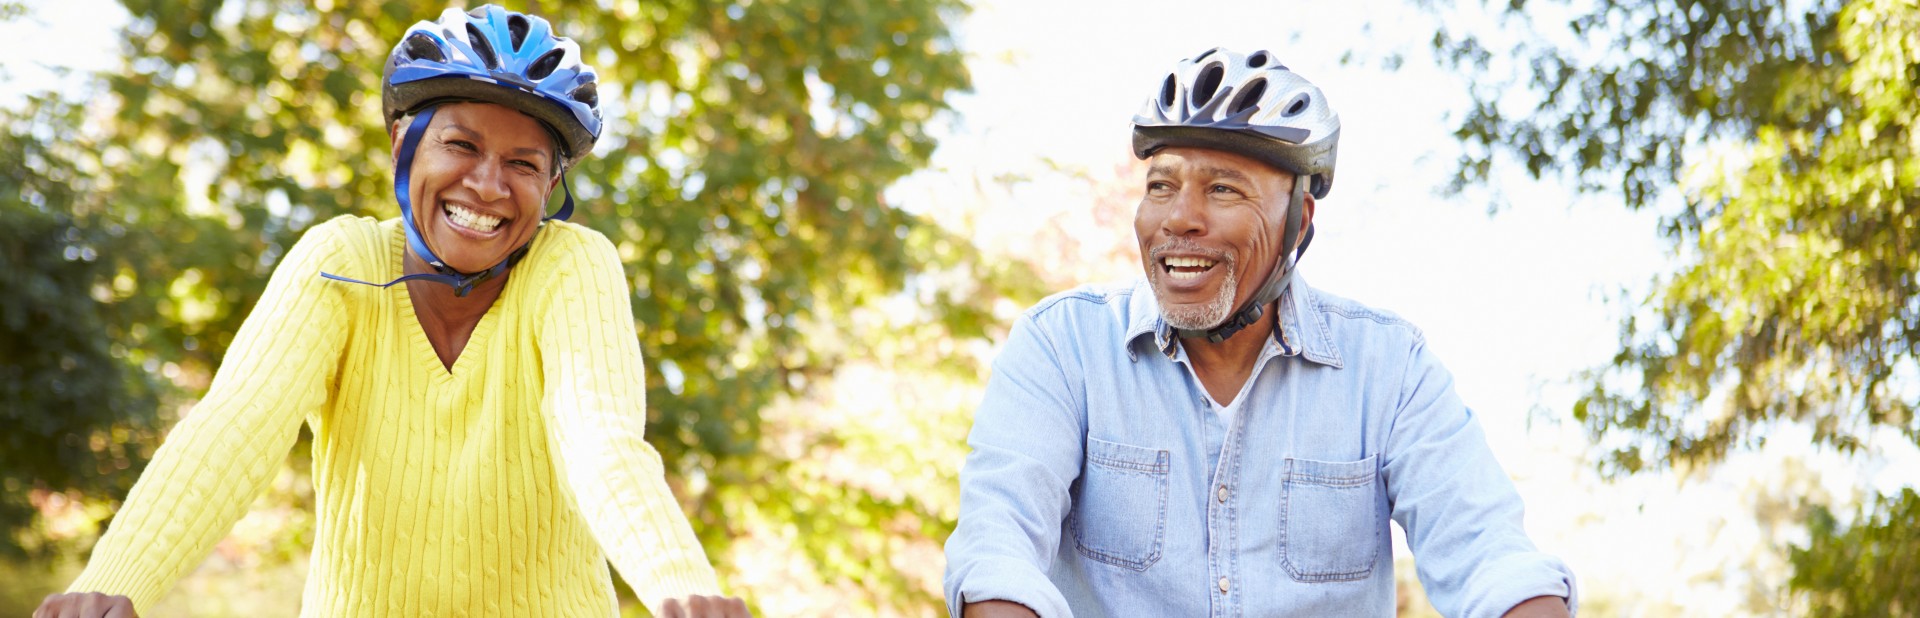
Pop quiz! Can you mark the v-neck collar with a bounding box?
[387,220,506,379]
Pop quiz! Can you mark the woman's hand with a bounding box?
[659,594,751,617]
[34,592,137,618]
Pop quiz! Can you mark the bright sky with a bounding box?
[6,1,1916,615]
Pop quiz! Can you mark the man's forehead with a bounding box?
[1145,147,1292,181]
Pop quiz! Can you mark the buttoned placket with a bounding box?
[1151,304,1308,618]
[1206,407,1239,618]
[1194,335,1289,618]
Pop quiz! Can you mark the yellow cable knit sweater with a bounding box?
[69,215,719,616]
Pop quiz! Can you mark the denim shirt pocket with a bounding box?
[1281,454,1383,582]
[1068,437,1171,571]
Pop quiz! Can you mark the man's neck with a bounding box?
[1178,302,1278,407]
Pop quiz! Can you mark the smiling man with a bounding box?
[942,49,1577,618]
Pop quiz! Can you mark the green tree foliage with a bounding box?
[2,0,1023,609]
[0,96,159,558]
[1425,0,1917,612]
[1791,488,1920,616]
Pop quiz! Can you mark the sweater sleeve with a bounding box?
[68,219,349,613]
[535,228,722,612]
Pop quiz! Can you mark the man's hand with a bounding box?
[1502,595,1571,618]
[659,595,752,618]
[33,592,137,618]
[963,600,1040,618]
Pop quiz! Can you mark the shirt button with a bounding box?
[1218,577,1230,592]
[1217,485,1229,502]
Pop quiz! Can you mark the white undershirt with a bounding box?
[1175,337,1285,424]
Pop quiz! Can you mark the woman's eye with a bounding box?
[448,139,477,151]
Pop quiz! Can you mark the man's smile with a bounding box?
[1161,255,1220,281]
[1151,244,1234,297]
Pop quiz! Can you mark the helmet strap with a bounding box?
[319,104,574,297]
[1174,178,1309,344]
[549,173,575,222]
[395,106,448,272]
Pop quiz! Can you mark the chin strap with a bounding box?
[319,104,577,298]
[319,245,533,297]
[1174,179,1313,344]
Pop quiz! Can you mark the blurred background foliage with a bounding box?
[9,0,1919,615]
[1425,0,1917,613]
[0,0,1047,614]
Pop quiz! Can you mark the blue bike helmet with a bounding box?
[323,5,602,296]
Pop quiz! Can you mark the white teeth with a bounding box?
[1169,269,1207,280]
[1163,256,1217,268]
[444,203,501,232]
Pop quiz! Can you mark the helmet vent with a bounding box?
[1230,79,1267,115]
[1159,73,1178,109]
[1193,47,1220,62]
[1193,63,1225,108]
[1283,94,1311,117]
[465,23,499,68]
[403,32,446,63]
[571,79,599,107]
[508,15,530,51]
[1248,51,1269,68]
[528,49,564,81]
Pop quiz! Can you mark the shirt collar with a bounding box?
[1123,273,1345,368]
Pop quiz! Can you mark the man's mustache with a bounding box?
[1149,239,1234,264]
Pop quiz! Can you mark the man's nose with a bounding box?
[1162,187,1207,236]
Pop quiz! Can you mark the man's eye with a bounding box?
[1211,184,1240,195]
[448,139,477,151]
[1147,181,1171,192]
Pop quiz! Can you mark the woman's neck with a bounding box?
[404,249,508,371]
[403,249,507,321]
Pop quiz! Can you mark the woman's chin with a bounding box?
[445,255,505,274]
[426,236,512,273]
[424,245,504,274]
[423,226,532,274]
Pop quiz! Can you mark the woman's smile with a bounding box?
[443,201,506,235]
[401,101,560,272]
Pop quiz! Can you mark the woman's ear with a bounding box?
[389,118,406,163]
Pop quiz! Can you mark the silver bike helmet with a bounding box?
[1132,48,1341,343]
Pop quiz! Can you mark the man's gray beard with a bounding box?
[1153,266,1239,331]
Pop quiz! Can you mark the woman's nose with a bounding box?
[463,159,511,202]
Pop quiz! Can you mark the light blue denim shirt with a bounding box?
[944,275,1577,618]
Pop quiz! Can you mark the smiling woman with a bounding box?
[405,103,560,273]
[34,5,750,618]
[396,102,566,371]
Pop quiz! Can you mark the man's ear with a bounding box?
[1301,190,1316,232]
